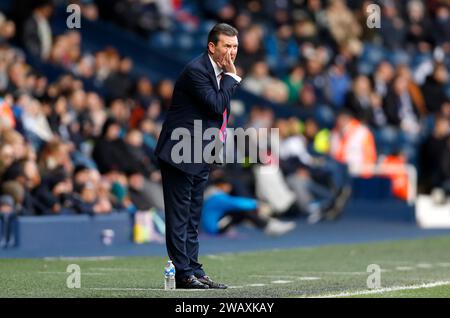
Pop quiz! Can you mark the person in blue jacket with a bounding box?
[202,178,296,236]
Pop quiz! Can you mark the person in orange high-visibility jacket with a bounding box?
[379,154,409,201]
[330,110,377,177]
[0,98,15,129]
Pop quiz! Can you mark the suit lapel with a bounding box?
[202,53,219,92]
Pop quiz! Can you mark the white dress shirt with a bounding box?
[35,14,52,60]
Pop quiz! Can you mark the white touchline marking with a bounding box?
[303,281,450,298]
[273,271,365,275]
[395,266,414,271]
[37,271,109,275]
[43,256,116,261]
[88,288,210,292]
[247,284,266,287]
[228,286,244,289]
[37,271,68,274]
[372,260,413,265]
[298,277,321,281]
[252,275,320,280]
[271,280,293,284]
[205,255,229,260]
[437,263,450,267]
[250,275,303,279]
[90,268,153,272]
[416,263,433,269]
[306,271,366,276]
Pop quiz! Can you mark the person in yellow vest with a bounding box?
[330,110,377,177]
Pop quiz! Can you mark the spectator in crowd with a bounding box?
[21,95,54,148]
[72,0,99,21]
[133,76,155,110]
[326,0,362,50]
[294,18,320,48]
[73,165,115,215]
[265,23,299,76]
[344,75,376,124]
[242,61,289,103]
[356,0,381,43]
[97,0,174,36]
[419,115,450,193]
[283,64,305,105]
[276,118,351,223]
[1,159,45,215]
[380,1,406,50]
[126,169,163,214]
[276,118,333,223]
[405,0,433,52]
[37,167,78,215]
[421,63,449,114]
[155,79,174,113]
[383,73,423,162]
[200,0,236,25]
[324,57,351,110]
[234,24,265,77]
[50,31,81,69]
[22,0,53,60]
[0,11,16,43]
[104,57,134,101]
[0,0,448,230]
[440,137,450,194]
[330,110,377,176]
[202,177,296,236]
[38,140,73,177]
[123,129,164,211]
[0,195,18,248]
[396,64,427,117]
[384,74,423,132]
[0,143,15,176]
[432,3,450,48]
[372,61,395,98]
[92,117,129,174]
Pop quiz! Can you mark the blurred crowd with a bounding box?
[97,0,450,194]
[0,1,170,223]
[0,0,450,246]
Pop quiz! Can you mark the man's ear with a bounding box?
[207,42,215,55]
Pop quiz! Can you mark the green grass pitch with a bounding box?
[1,236,450,298]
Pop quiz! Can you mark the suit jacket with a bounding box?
[155,53,240,175]
[22,16,41,58]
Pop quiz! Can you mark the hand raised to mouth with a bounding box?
[218,50,236,75]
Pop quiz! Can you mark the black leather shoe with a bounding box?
[197,276,228,289]
[176,275,209,289]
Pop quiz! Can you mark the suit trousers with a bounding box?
[159,159,210,280]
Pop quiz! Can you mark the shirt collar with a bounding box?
[208,54,223,78]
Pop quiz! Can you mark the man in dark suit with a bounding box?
[21,1,53,60]
[155,23,241,289]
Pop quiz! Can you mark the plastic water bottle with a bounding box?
[164,260,176,290]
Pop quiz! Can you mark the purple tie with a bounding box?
[218,72,228,142]
[219,108,228,142]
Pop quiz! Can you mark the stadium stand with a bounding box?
[0,0,449,254]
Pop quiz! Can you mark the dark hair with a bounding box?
[207,23,238,48]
